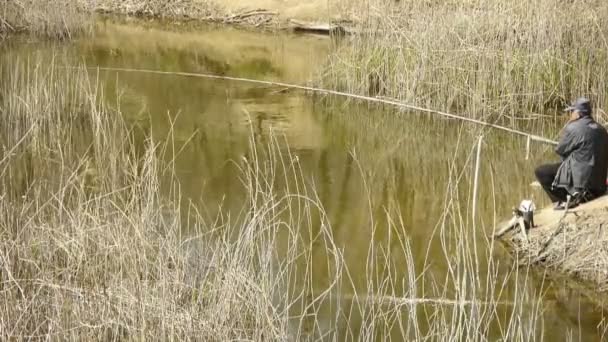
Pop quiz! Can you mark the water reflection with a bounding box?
[82,19,608,342]
[5,17,608,341]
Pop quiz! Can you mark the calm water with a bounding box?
[7,18,608,340]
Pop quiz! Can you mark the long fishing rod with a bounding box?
[65,65,558,146]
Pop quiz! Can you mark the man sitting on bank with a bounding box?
[535,97,608,210]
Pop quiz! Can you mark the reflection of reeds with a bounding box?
[0,59,544,340]
[322,0,608,122]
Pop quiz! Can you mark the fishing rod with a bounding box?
[63,65,559,147]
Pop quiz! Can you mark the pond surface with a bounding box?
[8,17,608,341]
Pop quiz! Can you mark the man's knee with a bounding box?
[534,165,547,180]
[535,164,556,185]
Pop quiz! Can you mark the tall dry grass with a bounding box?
[0,57,546,340]
[95,0,221,19]
[0,0,91,39]
[0,0,223,39]
[322,0,608,122]
[0,58,297,339]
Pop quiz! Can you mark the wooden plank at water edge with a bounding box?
[288,19,348,35]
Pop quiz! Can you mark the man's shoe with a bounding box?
[553,200,580,211]
[554,202,566,211]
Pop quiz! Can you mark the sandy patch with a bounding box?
[218,0,348,22]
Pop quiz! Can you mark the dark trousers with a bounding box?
[535,163,569,203]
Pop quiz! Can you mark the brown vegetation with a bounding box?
[0,0,90,39]
[0,57,302,339]
[95,0,220,19]
[0,0,349,39]
[0,56,546,340]
[321,0,608,122]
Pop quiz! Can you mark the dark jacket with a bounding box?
[552,116,608,195]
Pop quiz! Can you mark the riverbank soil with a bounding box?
[499,196,608,290]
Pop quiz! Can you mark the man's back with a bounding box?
[536,97,606,208]
[555,116,608,195]
[585,118,608,194]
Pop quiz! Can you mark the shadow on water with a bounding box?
[4,17,608,341]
